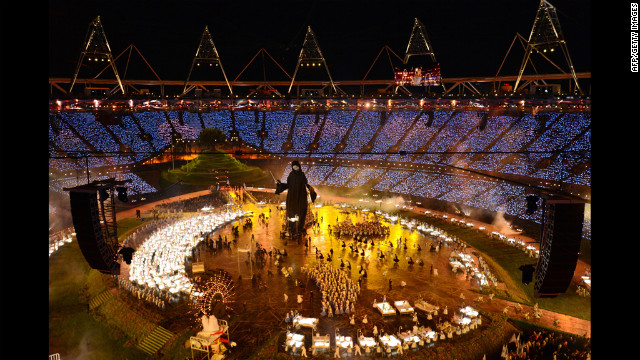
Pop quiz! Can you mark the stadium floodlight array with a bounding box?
[288,27,340,95]
[69,16,124,95]
[183,26,232,96]
[514,0,582,94]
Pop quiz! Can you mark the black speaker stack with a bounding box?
[64,178,131,275]
[534,197,585,297]
[69,191,120,274]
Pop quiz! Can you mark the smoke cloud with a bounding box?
[492,211,521,235]
[62,330,99,360]
[49,190,73,233]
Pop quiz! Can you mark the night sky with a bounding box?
[49,0,591,82]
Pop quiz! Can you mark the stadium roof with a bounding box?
[49,0,591,81]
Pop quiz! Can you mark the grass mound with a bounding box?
[163,149,268,186]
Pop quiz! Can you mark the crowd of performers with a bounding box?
[282,259,489,357]
[311,216,458,272]
[331,218,390,240]
[305,262,361,317]
[117,276,168,309]
[152,192,227,215]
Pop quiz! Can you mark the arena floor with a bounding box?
[115,189,590,359]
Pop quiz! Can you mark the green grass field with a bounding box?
[49,241,152,359]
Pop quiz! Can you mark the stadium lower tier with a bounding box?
[48,162,591,244]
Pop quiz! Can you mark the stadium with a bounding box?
[49,1,591,359]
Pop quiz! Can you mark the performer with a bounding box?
[334,345,341,358]
[354,344,361,356]
[274,161,317,236]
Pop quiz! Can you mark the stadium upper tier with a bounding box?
[49,109,591,187]
[49,108,591,240]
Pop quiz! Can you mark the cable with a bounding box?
[48,149,587,159]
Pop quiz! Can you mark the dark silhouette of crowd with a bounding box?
[506,329,591,360]
[153,192,226,214]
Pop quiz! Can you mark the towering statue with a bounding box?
[275,160,317,236]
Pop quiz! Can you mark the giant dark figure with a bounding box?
[275,160,316,235]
